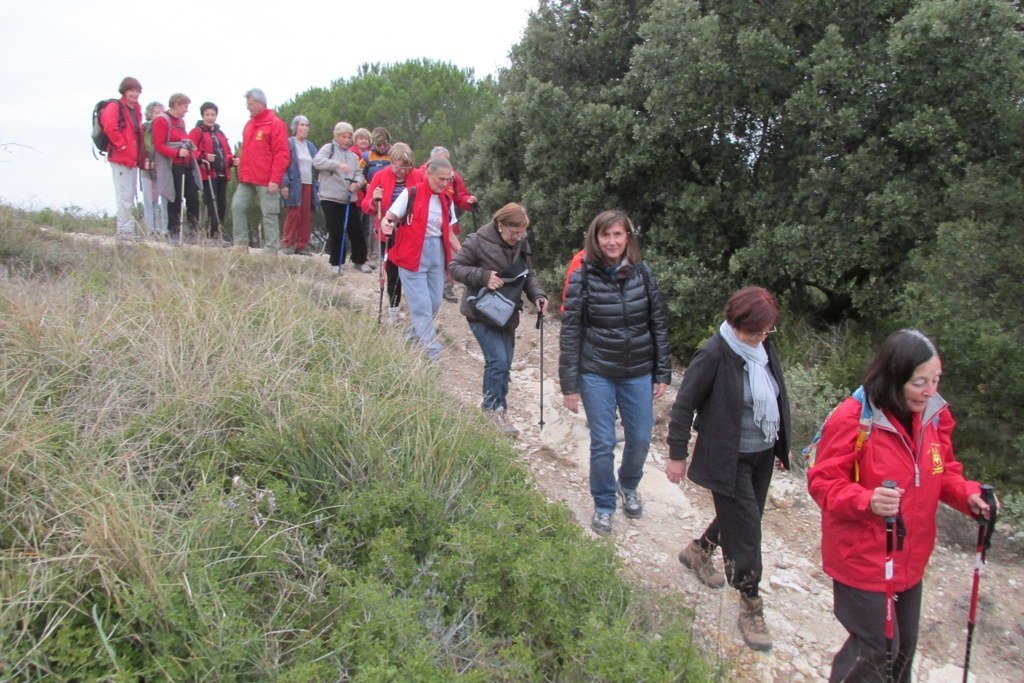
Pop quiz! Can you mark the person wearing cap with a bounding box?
[101,76,145,239]
[281,115,319,255]
[231,88,290,251]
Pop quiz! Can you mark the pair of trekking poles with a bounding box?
[880,481,998,683]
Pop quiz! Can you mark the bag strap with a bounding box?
[803,386,873,480]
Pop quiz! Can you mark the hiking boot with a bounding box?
[358,263,374,273]
[490,408,520,437]
[678,540,726,589]
[591,511,613,536]
[281,247,296,255]
[617,484,643,519]
[443,282,458,303]
[737,595,772,651]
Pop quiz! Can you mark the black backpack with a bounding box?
[92,99,124,158]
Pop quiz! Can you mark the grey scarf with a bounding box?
[719,321,780,444]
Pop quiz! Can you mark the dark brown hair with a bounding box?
[583,209,642,266]
[863,329,938,417]
[724,286,780,334]
[118,77,142,94]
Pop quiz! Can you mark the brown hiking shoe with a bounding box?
[738,595,772,651]
[678,541,726,589]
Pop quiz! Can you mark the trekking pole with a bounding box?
[178,163,186,247]
[471,203,478,231]
[206,174,221,245]
[536,309,545,430]
[337,193,351,276]
[376,200,386,322]
[882,479,899,683]
[963,484,998,683]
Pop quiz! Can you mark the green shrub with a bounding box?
[0,212,713,681]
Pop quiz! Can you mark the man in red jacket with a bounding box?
[101,76,144,240]
[230,88,290,251]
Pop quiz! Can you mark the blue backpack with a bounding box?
[803,386,873,482]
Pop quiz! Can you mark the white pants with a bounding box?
[110,162,139,236]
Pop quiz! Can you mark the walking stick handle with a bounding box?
[980,483,998,548]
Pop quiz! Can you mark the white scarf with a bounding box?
[719,321,780,444]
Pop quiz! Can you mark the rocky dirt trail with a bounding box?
[321,258,1023,683]
[86,235,1024,682]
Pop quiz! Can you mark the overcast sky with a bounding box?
[0,0,537,215]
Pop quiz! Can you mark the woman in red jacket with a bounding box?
[152,93,200,242]
[362,143,422,325]
[808,329,993,682]
[379,157,458,361]
[101,76,144,239]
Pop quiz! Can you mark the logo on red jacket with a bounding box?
[930,443,944,474]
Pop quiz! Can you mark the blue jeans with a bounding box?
[398,236,445,361]
[580,372,654,513]
[469,321,516,411]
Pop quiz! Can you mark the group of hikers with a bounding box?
[99,76,999,682]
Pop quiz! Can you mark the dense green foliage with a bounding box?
[466,0,1024,489]
[278,59,499,163]
[0,207,711,681]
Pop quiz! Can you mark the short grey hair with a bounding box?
[144,101,164,119]
[429,146,450,159]
[244,88,267,105]
[291,115,309,134]
[426,157,453,175]
[333,121,354,137]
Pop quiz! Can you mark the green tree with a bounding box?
[471,0,1024,355]
[278,59,498,165]
[902,168,1024,489]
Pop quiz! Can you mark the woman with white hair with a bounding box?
[313,122,366,272]
[281,115,319,255]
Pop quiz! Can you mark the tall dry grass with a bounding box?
[0,208,711,681]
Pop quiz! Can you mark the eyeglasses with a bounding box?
[392,164,413,171]
[500,224,528,240]
[751,327,778,339]
[432,175,453,184]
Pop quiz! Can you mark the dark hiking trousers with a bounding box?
[829,579,922,683]
[700,447,774,596]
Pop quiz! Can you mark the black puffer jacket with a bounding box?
[559,260,672,395]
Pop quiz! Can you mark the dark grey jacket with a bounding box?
[667,332,792,497]
[559,260,672,395]
[449,222,546,329]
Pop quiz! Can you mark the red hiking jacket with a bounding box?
[238,108,290,186]
[189,124,234,181]
[101,98,143,168]
[388,179,454,271]
[808,395,981,592]
[361,166,424,243]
